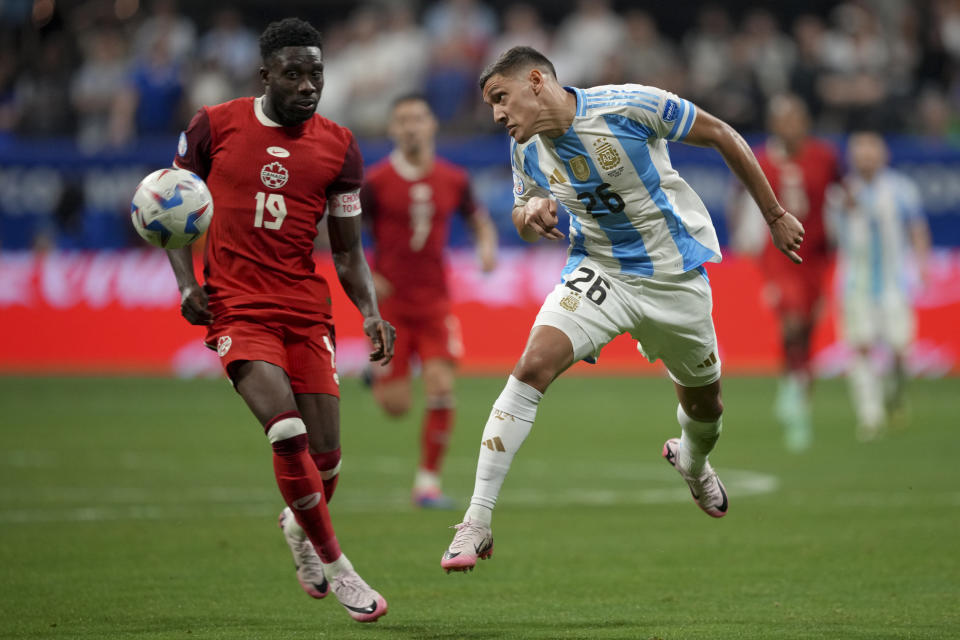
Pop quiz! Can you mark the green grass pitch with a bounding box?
[1,375,957,639]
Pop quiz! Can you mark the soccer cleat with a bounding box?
[413,487,457,510]
[441,520,494,573]
[662,438,728,518]
[278,507,329,599]
[329,569,388,622]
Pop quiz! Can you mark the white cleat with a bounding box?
[329,569,388,622]
[278,507,329,599]
[662,438,729,518]
[441,520,494,573]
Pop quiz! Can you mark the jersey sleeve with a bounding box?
[458,170,481,219]
[326,133,363,195]
[173,108,212,179]
[894,173,924,222]
[511,140,551,208]
[618,84,698,143]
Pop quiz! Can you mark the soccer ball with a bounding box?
[130,168,213,249]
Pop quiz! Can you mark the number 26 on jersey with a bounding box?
[254,192,288,229]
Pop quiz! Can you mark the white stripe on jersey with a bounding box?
[511,84,721,281]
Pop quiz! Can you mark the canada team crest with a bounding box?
[261,161,289,189]
[217,336,232,357]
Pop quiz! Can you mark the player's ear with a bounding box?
[259,65,269,86]
[529,68,544,94]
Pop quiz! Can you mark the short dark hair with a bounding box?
[391,92,431,111]
[259,18,323,62]
[479,46,557,91]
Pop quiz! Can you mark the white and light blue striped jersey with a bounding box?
[831,169,924,297]
[511,84,721,281]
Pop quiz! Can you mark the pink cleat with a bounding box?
[329,569,388,623]
[662,438,728,518]
[441,520,494,573]
[278,507,329,598]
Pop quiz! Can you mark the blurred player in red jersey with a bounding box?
[362,94,498,508]
[165,18,394,623]
[751,94,841,451]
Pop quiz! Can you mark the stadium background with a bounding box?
[1,0,959,376]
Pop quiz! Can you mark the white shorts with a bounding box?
[842,290,914,350]
[533,258,721,387]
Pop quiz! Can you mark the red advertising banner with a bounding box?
[4,249,959,377]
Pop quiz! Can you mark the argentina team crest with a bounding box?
[593,137,622,173]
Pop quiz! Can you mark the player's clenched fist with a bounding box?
[515,196,565,241]
[179,285,213,325]
[364,316,396,365]
[767,209,806,264]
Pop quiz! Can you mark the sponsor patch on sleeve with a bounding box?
[662,99,679,123]
[177,131,188,156]
[513,170,525,197]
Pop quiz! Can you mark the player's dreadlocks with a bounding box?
[479,46,557,91]
[259,18,323,62]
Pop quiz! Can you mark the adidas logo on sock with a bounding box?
[482,437,506,452]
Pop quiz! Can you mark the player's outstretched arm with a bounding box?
[683,109,805,264]
[467,207,499,272]
[512,197,564,243]
[327,201,396,364]
[165,246,212,325]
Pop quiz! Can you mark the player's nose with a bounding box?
[492,105,507,124]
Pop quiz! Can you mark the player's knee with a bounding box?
[265,411,308,455]
[379,395,412,417]
[512,354,560,392]
[685,396,724,423]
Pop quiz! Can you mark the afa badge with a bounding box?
[560,292,581,312]
[662,99,679,123]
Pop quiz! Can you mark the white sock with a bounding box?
[321,552,353,580]
[677,403,722,476]
[463,375,542,526]
[414,468,440,492]
[849,351,884,428]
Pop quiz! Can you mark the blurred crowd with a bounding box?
[1,0,960,149]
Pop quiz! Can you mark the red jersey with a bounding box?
[755,138,840,260]
[173,96,362,319]
[361,153,479,314]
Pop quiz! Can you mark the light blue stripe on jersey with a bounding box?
[603,113,717,271]
[586,101,658,113]
[667,100,696,141]
[551,130,653,276]
[522,144,550,192]
[561,213,588,279]
[585,88,660,101]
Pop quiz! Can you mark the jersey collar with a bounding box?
[389,149,432,181]
[254,96,282,127]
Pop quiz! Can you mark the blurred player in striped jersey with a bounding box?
[362,94,498,508]
[829,131,930,441]
[441,46,806,572]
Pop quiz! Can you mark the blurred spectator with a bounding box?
[423,0,497,126]
[198,9,258,98]
[0,44,16,134]
[916,87,960,145]
[552,0,625,86]
[12,34,76,136]
[71,28,128,151]
[612,10,683,92]
[324,4,429,136]
[818,2,892,131]
[742,9,795,100]
[110,33,185,145]
[789,14,829,119]
[486,4,551,64]
[683,4,734,106]
[132,0,195,64]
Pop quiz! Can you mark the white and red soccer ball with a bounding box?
[131,168,213,249]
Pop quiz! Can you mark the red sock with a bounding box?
[420,407,454,473]
[266,412,341,563]
[311,448,341,503]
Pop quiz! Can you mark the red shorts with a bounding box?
[760,248,831,317]
[374,301,463,383]
[205,307,339,396]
